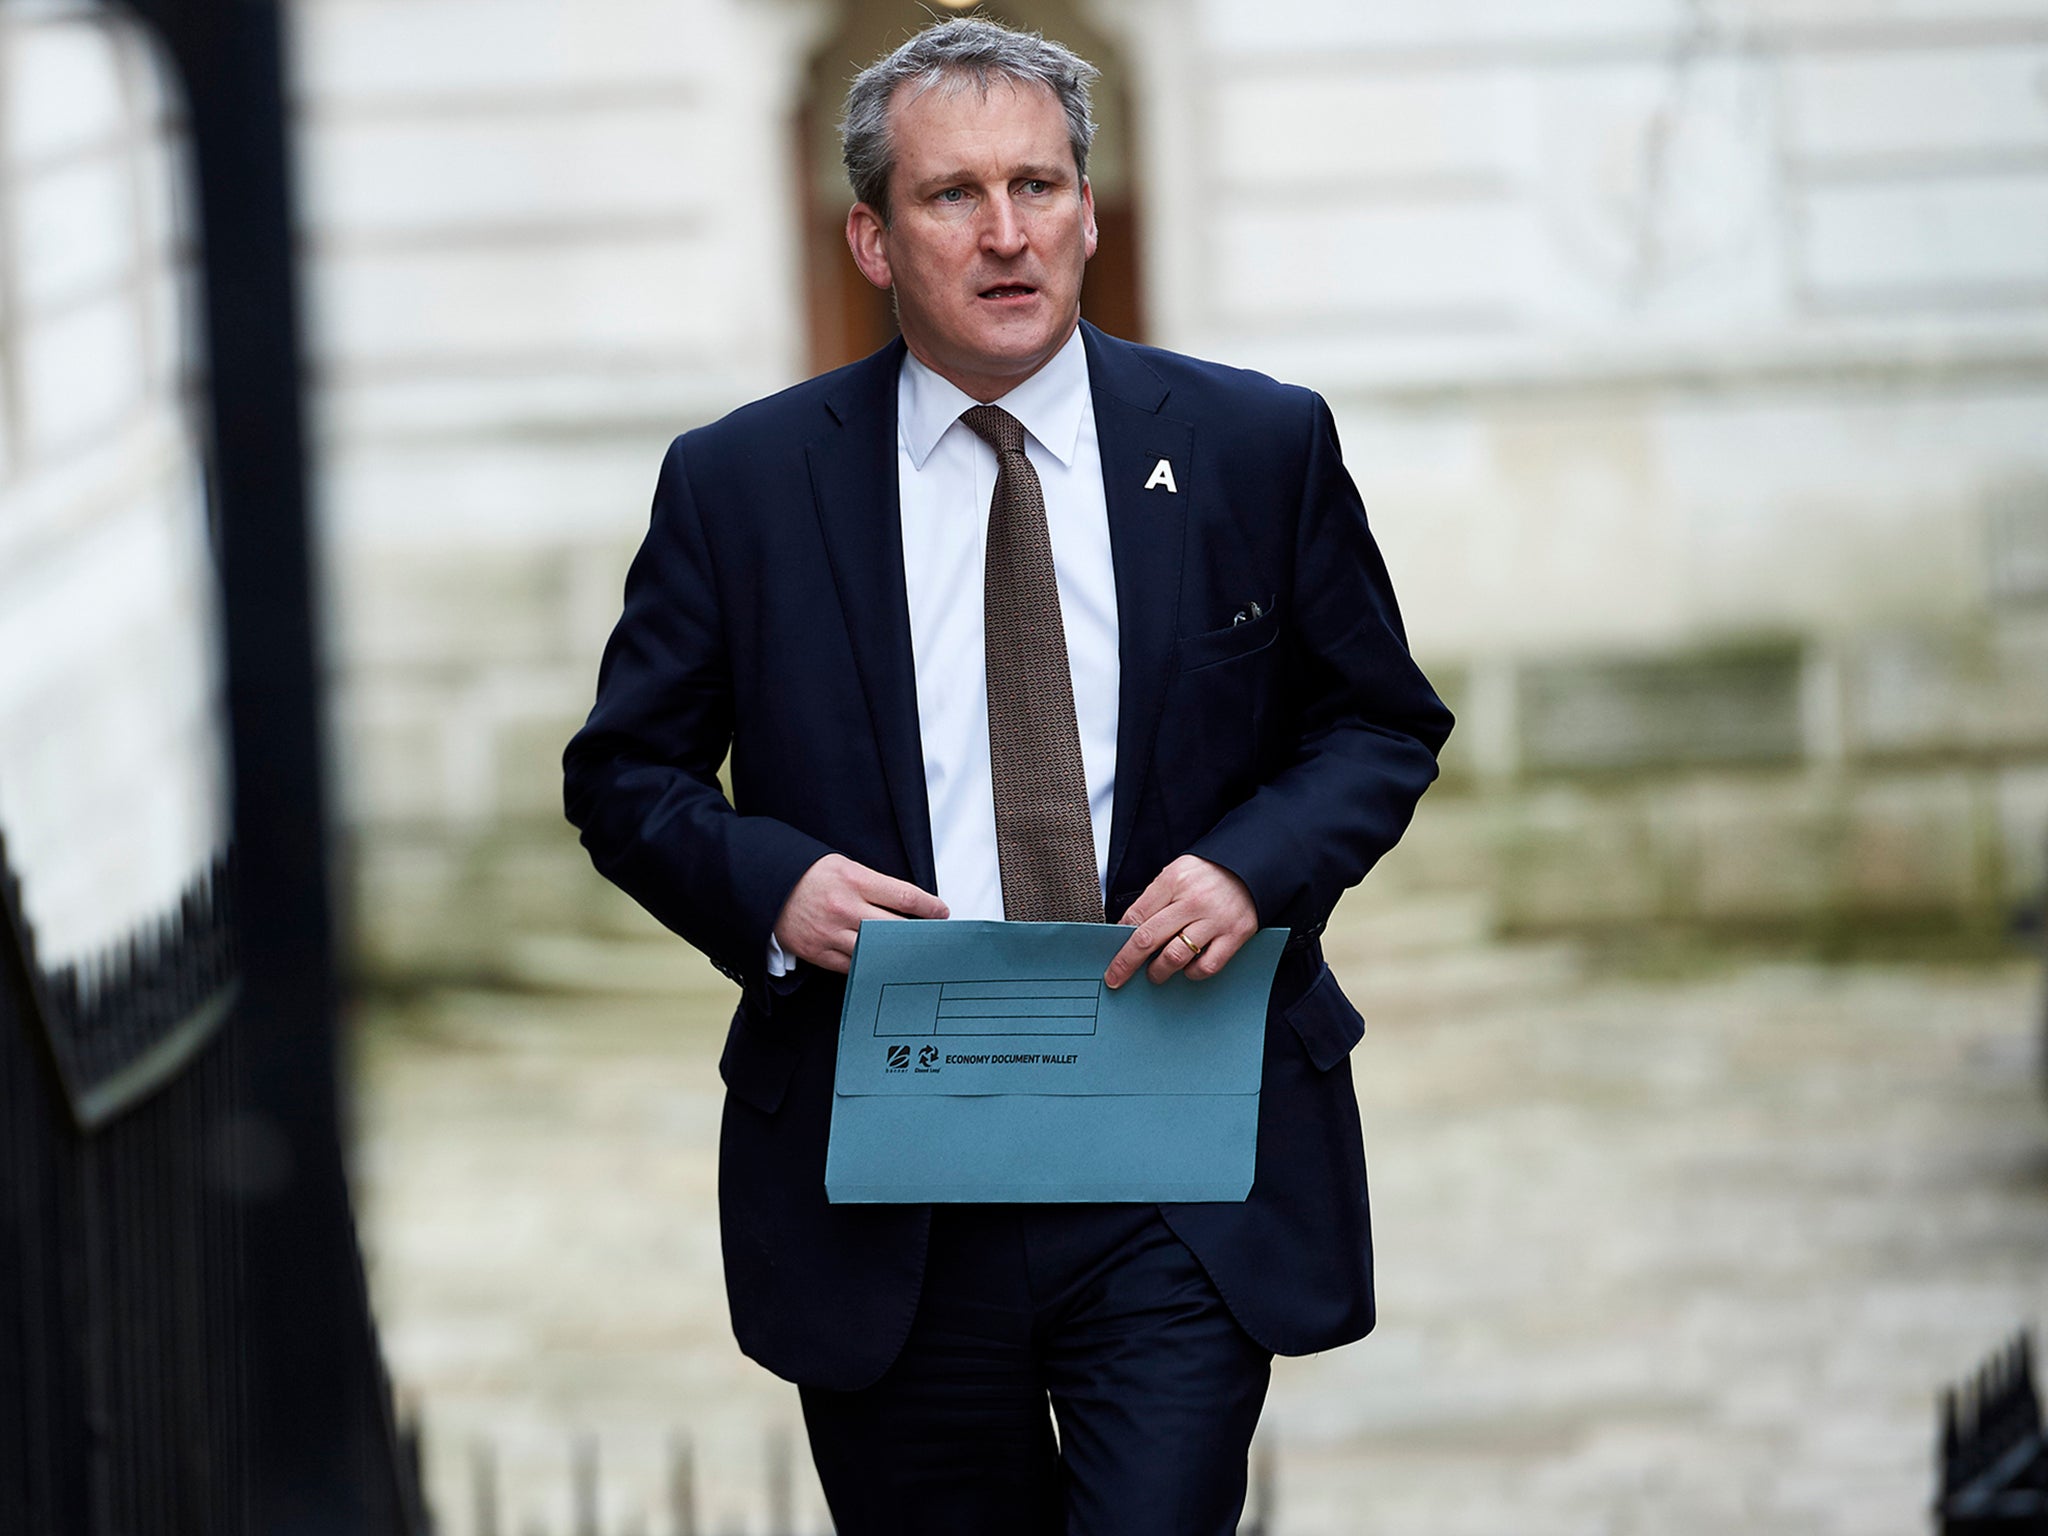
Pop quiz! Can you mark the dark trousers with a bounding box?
[799,1203,1272,1536]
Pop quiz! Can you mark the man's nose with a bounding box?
[980,194,1028,257]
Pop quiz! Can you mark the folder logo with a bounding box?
[885,1045,910,1071]
[917,1045,939,1070]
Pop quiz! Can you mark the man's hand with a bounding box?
[1104,855,1258,989]
[774,853,949,975]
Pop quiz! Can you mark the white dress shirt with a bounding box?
[767,328,1119,974]
[897,327,1119,922]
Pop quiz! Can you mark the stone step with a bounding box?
[503,932,736,999]
[1337,940,1584,1018]
[1332,888,1497,957]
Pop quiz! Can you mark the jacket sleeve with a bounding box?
[562,435,832,983]
[1187,392,1453,931]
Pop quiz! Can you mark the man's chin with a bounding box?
[972,312,1079,362]
[903,313,1079,396]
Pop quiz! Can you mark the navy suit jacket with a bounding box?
[564,323,1453,1391]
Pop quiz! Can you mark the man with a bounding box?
[564,17,1451,1534]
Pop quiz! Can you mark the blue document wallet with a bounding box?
[824,921,1289,1204]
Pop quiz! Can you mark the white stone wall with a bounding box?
[0,6,226,967]
[1099,0,2048,653]
[290,0,833,969]
[0,0,2039,974]
[8,0,2033,973]
[1080,0,2048,937]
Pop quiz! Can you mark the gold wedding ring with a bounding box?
[1174,928,1204,957]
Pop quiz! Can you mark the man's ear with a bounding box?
[1080,178,1098,262]
[846,203,893,291]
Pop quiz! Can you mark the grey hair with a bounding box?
[840,16,1099,223]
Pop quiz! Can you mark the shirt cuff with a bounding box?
[766,932,794,978]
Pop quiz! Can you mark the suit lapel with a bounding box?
[1082,324,1190,904]
[805,340,939,894]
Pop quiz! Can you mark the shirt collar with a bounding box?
[898,326,1090,471]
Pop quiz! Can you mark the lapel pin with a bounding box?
[1144,458,1178,494]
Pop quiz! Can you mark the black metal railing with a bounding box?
[34,853,239,1129]
[1,833,249,1532]
[451,1425,1277,1536]
[1938,1330,2048,1534]
[0,829,425,1534]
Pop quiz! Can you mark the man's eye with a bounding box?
[936,188,966,204]
[1022,180,1049,195]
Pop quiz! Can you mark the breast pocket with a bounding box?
[1176,602,1279,675]
[1155,602,1282,841]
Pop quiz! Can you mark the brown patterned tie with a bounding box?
[961,404,1105,923]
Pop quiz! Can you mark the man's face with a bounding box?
[846,76,1097,402]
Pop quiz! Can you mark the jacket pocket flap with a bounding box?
[1281,963,1364,1072]
[719,1010,801,1115]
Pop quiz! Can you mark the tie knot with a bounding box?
[960,404,1027,457]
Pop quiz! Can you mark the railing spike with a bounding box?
[574,1434,600,1536]
[766,1424,794,1536]
[472,1436,500,1536]
[669,1432,698,1536]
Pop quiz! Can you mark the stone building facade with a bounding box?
[4,0,2046,979]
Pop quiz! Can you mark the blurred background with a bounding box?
[3,0,2047,1531]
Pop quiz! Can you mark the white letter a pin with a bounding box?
[1144,459,1178,494]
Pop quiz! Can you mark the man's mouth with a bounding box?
[979,284,1038,300]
